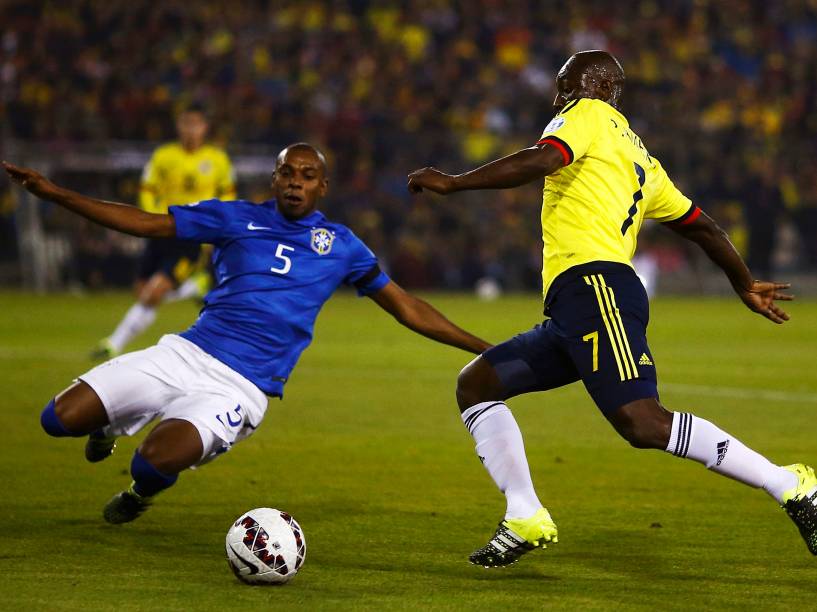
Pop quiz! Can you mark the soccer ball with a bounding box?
[225,508,306,585]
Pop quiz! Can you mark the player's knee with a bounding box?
[137,438,181,475]
[138,420,203,474]
[140,291,164,308]
[620,424,657,449]
[40,398,75,437]
[610,399,672,450]
[456,358,501,412]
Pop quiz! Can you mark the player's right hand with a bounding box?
[407,167,457,195]
[737,280,794,324]
[2,161,57,198]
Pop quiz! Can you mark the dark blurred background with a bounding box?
[1,0,815,293]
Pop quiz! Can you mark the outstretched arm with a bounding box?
[407,144,565,195]
[3,162,176,238]
[667,209,793,323]
[368,281,492,354]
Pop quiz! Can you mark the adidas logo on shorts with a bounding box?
[638,353,653,366]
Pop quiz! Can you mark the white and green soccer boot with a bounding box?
[90,338,118,362]
[469,507,558,568]
[781,464,817,555]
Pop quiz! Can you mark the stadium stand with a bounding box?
[1,0,815,290]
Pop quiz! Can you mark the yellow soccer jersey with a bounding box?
[139,143,236,214]
[536,98,697,299]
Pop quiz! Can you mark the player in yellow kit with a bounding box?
[93,104,235,360]
[408,50,816,566]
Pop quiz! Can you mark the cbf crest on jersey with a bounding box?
[310,228,335,255]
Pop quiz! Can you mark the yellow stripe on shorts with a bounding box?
[583,274,639,381]
[597,274,639,379]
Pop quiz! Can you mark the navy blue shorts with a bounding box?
[138,238,201,286]
[484,262,658,415]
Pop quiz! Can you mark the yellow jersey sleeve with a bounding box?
[536,99,600,166]
[643,157,695,223]
[138,149,163,214]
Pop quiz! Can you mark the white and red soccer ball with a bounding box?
[225,508,306,585]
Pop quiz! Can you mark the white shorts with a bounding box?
[79,334,269,465]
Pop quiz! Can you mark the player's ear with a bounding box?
[318,177,328,197]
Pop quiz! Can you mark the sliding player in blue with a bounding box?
[4,143,491,524]
[408,50,815,565]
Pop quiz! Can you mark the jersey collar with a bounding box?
[266,199,326,226]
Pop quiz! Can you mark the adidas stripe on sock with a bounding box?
[666,411,797,503]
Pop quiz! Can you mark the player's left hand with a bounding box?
[407,167,457,195]
[2,161,56,198]
[737,280,794,324]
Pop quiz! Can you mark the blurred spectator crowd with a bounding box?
[1,0,816,289]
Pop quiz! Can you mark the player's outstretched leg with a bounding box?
[610,399,815,554]
[42,382,116,463]
[48,381,118,462]
[103,418,202,524]
[457,357,557,568]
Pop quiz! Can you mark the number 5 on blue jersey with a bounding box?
[271,244,294,274]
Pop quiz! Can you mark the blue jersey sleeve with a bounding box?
[343,233,390,296]
[169,199,230,244]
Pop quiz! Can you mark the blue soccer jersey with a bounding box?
[169,199,390,396]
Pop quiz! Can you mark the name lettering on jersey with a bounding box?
[310,228,335,255]
[611,119,653,165]
[247,221,273,231]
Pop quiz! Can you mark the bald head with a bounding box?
[554,50,625,111]
[276,142,327,176]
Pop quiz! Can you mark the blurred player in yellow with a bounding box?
[93,103,235,359]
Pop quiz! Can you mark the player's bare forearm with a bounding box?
[4,162,175,238]
[397,297,492,354]
[407,145,564,195]
[668,210,793,323]
[669,211,753,292]
[370,282,492,354]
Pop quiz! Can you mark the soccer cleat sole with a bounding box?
[469,542,536,568]
[469,509,558,568]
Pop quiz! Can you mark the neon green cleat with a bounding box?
[469,507,558,568]
[781,464,817,555]
[90,338,118,361]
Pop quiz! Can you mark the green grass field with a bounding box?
[1,290,815,611]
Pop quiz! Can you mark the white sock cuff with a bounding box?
[666,411,693,457]
[461,401,508,435]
